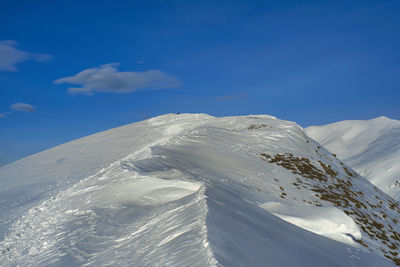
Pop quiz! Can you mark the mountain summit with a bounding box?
[1,114,399,266]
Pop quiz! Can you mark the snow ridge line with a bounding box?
[1,115,219,266]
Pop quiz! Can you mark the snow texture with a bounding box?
[1,114,399,266]
[306,116,400,201]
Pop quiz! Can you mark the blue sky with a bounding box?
[1,0,400,166]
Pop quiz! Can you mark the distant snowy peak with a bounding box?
[305,116,400,201]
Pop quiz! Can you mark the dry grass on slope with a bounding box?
[259,152,400,265]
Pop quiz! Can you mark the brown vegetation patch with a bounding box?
[260,153,328,182]
[259,152,400,265]
[248,124,268,130]
[319,161,338,178]
[339,162,357,178]
[385,255,400,265]
[355,239,368,247]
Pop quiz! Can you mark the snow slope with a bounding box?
[305,116,400,201]
[1,114,399,266]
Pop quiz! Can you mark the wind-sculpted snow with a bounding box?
[0,114,398,266]
[261,202,362,245]
[0,113,213,235]
[1,167,214,266]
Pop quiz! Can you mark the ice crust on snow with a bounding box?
[0,113,399,266]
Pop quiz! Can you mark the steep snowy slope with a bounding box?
[1,114,399,266]
[305,116,400,201]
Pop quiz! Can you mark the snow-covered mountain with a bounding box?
[305,116,400,201]
[1,114,399,266]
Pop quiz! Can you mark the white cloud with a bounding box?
[0,40,52,71]
[54,63,182,95]
[0,111,12,118]
[10,103,36,112]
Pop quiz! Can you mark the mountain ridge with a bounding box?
[305,116,400,201]
[1,114,399,266]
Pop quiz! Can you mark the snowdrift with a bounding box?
[1,114,399,266]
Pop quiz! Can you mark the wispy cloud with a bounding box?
[10,103,36,112]
[214,93,248,102]
[54,63,182,95]
[0,40,52,71]
[0,111,12,118]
